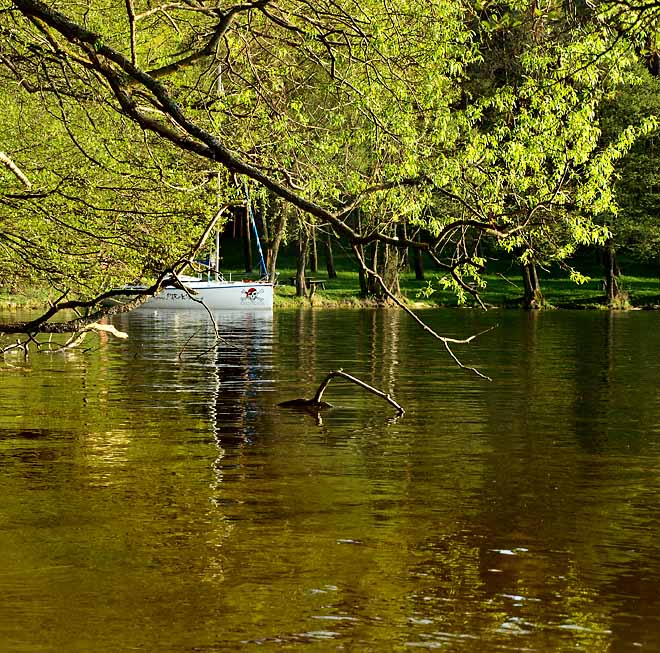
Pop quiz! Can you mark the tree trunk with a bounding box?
[356,212,370,297]
[309,226,318,273]
[267,204,287,283]
[325,234,337,279]
[357,245,368,296]
[603,239,620,304]
[296,231,308,297]
[258,193,271,243]
[645,34,660,76]
[522,262,543,309]
[380,244,401,298]
[413,235,425,281]
[399,222,409,270]
[366,242,379,296]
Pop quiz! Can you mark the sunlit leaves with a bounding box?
[1,0,657,307]
[0,60,227,295]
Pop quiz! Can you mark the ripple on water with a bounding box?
[299,630,339,640]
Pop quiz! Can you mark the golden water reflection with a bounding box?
[1,308,660,650]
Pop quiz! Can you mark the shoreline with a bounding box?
[3,273,660,313]
[2,296,660,313]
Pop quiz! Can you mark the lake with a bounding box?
[1,307,660,651]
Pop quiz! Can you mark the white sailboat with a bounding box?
[134,185,274,312]
[136,274,273,311]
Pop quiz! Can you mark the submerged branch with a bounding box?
[279,368,404,415]
[2,321,128,358]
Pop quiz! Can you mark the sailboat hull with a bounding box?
[138,281,273,310]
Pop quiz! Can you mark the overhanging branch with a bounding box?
[0,151,31,188]
[0,207,226,335]
[352,244,494,381]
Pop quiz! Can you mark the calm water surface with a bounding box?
[1,307,660,651]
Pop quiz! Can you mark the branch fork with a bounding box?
[279,369,405,415]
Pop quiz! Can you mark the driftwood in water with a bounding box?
[279,369,405,415]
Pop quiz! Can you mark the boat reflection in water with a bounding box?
[113,306,274,507]
[113,308,273,439]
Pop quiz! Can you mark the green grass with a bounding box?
[0,285,54,310]
[226,247,660,310]
[4,245,660,312]
[268,269,660,310]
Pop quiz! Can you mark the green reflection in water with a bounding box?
[1,308,660,651]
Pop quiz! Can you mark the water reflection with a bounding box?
[114,308,276,506]
[2,307,660,650]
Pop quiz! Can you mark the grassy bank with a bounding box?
[271,266,660,310]
[0,286,54,311]
[3,254,660,312]
[225,240,660,309]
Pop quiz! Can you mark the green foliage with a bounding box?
[599,68,660,262]
[0,60,232,296]
[1,0,660,310]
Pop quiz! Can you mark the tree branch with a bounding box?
[0,151,31,188]
[145,0,272,79]
[125,0,137,66]
[279,368,405,415]
[352,244,494,381]
[0,207,226,335]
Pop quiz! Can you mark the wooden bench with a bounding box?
[288,277,327,297]
[307,279,326,291]
[288,277,326,291]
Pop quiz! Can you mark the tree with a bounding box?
[0,23,238,294]
[598,68,660,303]
[423,0,656,308]
[0,0,657,348]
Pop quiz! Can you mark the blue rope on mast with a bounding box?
[243,180,268,278]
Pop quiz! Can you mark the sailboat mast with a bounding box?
[215,230,220,281]
[243,179,268,278]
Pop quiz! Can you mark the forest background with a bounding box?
[3,0,660,333]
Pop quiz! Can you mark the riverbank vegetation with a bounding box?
[3,0,660,339]
[230,249,660,310]
[8,248,658,313]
